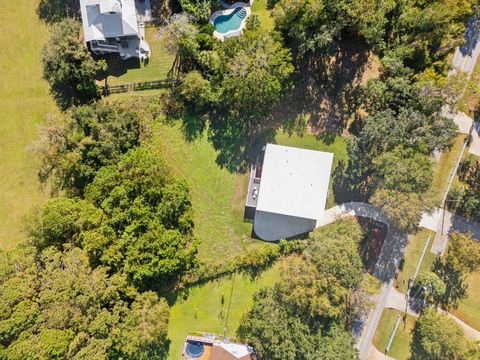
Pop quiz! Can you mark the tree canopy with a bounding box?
[238,219,371,360]
[433,231,480,307]
[41,18,105,110]
[33,103,145,195]
[411,308,466,360]
[0,246,169,359]
[30,147,197,290]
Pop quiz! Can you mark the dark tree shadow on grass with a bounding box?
[208,117,276,173]
[432,258,469,309]
[37,0,80,24]
[271,38,371,136]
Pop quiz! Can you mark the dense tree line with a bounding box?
[0,246,169,359]
[237,219,379,359]
[32,103,146,195]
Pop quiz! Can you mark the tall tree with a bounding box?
[33,102,145,194]
[278,219,364,323]
[411,308,466,360]
[370,188,425,232]
[41,18,105,110]
[433,231,480,307]
[0,247,170,359]
[237,287,318,360]
[372,146,433,194]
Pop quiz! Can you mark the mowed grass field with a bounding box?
[395,228,437,293]
[167,263,281,359]
[373,309,416,360]
[152,122,348,264]
[451,271,480,331]
[0,0,53,249]
[103,26,175,85]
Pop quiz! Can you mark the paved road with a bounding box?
[318,203,480,359]
[451,17,480,74]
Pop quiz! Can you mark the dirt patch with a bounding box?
[357,216,388,274]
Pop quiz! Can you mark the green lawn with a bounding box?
[167,262,281,359]
[395,228,437,293]
[451,272,480,331]
[373,309,416,360]
[431,135,466,204]
[151,123,348,264]
[0,0,53,249]
[252,0,274,31]
[102,26,175,86]
[152,122,259,265]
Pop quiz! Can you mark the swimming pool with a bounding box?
[213,6,247,34]
[186,341,204,358]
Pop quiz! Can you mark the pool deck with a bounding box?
[210,2,252,40]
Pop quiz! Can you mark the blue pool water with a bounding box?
[214,7,247,34]
[186,341,204,358]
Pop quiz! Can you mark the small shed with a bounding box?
[245,144,334,241]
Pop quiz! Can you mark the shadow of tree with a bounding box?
[332,160,369,205]
[181,114,207,142]
[432,257,468,309]
[208,116,276,173]
[271,38,370,136]
[37,0,80,24]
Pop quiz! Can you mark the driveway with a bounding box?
[320,202,480,359]
[451,17,480,74]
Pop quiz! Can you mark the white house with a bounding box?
[245,144,334,241]
[79,0,150,60]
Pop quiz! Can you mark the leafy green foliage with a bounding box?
[0,246,169,359]
[238,219,368,359]
[433,231,480,307]
[41,18,105,110]
[37,0,79,24]
[372,146,433,194]
[416,272,446,303]
[278,219,364,323]
[237,287,319,360]
[177,71,214,114]
[179,0,214,23]
[82,148,196,288]
[370,188,425,232]
[346,0,396,51]
[116,292,170,359]
[411,308,465,360]
[34,102,145,195]
[448,155,480,220]
[217,31,294,122]
[272,0,348,56]
[30,147,197,290]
